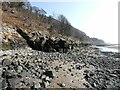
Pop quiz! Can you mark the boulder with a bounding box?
[16,27,72,53]
[2,59,12,66]
[7,78,21,87]
[2,70,17,79]
[43,70,54,78]
[1,79,7,89]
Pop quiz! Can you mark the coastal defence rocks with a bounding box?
[0,45,120,89]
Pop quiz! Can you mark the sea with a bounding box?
[96,44,120,53]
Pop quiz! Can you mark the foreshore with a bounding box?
[0,45,120,89]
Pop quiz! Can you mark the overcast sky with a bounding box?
[30,0,119,44]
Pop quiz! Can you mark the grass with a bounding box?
[1,42,12,50]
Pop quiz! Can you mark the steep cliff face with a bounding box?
[70,27,105,45]
[90,38,105,45]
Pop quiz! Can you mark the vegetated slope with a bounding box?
[1,3,105,50]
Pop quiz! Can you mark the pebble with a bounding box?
[58,83,66,87]
[17,66,23,73]
[43,81,50,88]
[68,69,72,72]
[75,64,81,70]
[41,75,46,80]
[33,82,41,88]
[45,76,50,82]
[83,83,90,88]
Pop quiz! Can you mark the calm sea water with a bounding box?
[96,44,120,53]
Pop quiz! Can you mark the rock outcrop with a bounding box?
[16,27,73,53]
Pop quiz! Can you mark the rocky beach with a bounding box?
[0,44,120,89]
[1,2,119,89]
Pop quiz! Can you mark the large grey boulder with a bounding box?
[2,59,12,66]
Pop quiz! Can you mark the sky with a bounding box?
[29,0,119,44]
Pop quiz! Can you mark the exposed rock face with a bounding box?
[1,23,27,50]
[16,27,72,53]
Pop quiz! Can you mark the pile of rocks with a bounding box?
[0,51,55,89]
[16,27,73,53]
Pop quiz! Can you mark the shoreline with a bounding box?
[0,45,120,89]
[96,44,120,52]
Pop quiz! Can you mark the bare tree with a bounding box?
[38,8,47,23]
[57,14,72,36]
[47,15,53,24]
[22,1,31,10]
[39,8,47,15]
[32,6,41,19]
